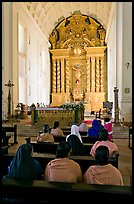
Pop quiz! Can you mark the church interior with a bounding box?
[2,2,132,202]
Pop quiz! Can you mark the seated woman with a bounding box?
[50,121,64,137]
[79,122,88,133]
[66,124,83,143]
[7,143,42,180]
[67,134,86,156]
[45,141,83,183]
[87,119,104,137]
[90,128,119,157]
[83,145,123,185]
[104,117,113,141]
[37,124,54,143]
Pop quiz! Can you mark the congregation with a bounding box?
[3,119,123,185]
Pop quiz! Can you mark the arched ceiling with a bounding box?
[23,2,113,39]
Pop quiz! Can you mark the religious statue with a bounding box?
[72,80,84,102]
[73,64,84,82]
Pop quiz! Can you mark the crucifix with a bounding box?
[5,80,14,119]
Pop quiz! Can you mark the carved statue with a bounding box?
[73,64,84,82]
[72,80,83,102]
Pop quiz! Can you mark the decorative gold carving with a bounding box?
[49,13,107,112]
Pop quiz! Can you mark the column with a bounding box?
[100,57,104,92]
[61,58,64,93]
[66,59,69,93]
[91,57,95,92]
[113,86,120,126]
[86,58,91,93]
[96,56,100,92]
[57,59,60,93]
[52,59,56,93]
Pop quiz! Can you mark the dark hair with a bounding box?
[56,142,71,158]
[43,124,50,133]
[99,128,109,141]
[53,121,59,129]
[95,145,109,165]
[104,117,110,122]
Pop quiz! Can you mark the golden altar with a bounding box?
[31,107,83,128]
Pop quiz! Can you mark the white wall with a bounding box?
[121,2,132,122]
[105,2,132,122]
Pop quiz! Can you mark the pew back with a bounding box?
[30,141,93,155]
[1,178,132,203]
[2,152,119,176]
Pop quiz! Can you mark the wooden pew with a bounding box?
[2,152,119,177]
[54,135,100,143]
[1,178,132,203]
[30,141,93,155]
[2,125,18,145]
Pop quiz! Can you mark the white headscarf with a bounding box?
[66,124,83,143]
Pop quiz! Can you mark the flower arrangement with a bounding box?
[59,101,84,112]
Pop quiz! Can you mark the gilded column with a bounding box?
[52,59,56,93]
[86,58,91,96]
[91,57,95,92]
[96,56,100,92]
[66,59,69,93]
[100,57,104,92]
[61,58,64,93]
[57,59,61,93]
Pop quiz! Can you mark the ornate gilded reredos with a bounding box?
[49,11,107,112]
[49,12,106,51]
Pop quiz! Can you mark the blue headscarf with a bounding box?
[88,119,103,137]
[8,143,35,179]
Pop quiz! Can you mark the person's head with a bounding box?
[104,117,110,122]
[17,143,33,157]
[53,121,59,129]
[99,128,109,141]
[43,124,50,133]
[92,119,101,127]
[56,141,71,158]
[71,124,79,134]
[95,145,109,165]
[8,143,35,179]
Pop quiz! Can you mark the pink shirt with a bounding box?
[45,158,82,183]
[104,120,113,140]
[83,163,123,185]
[90,140,118,157]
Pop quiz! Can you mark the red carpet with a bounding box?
[84,120,92,125]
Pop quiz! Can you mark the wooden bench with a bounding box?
[54,135,100,143]
[1,178,132,203]
[2,152,119,177]
[2,125,18,145]
[30,141,93,155]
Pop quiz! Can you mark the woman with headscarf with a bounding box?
[7,143,42,179]
[66,125,86,156]
[87,119,104,137]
